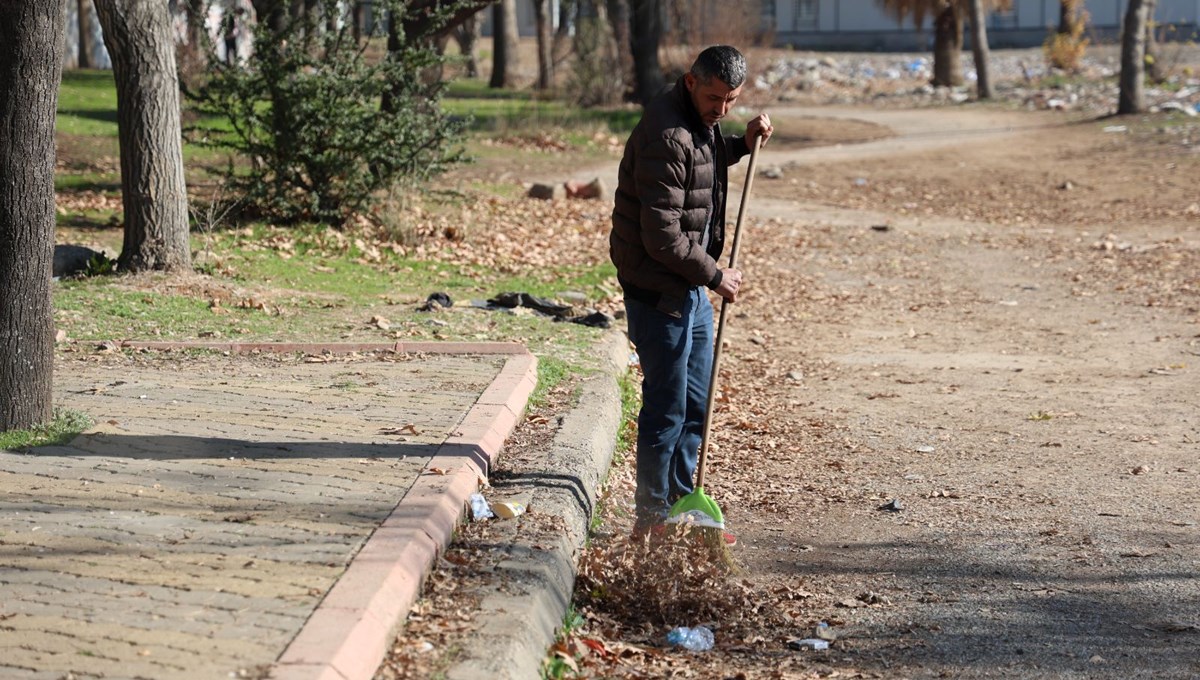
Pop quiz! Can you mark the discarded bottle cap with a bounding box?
[492,501,526,519]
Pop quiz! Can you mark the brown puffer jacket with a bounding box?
[610,77,750,316]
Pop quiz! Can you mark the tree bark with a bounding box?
[489,0,520,88]
[931,3,964,87]
[0,0,66,431]
[78,0,94,68]
[94,0,192,272]
[455,10,482,77]
[606,0,633,89]
[967,0,992,99]
[534,0,553,89]
[629,0,664,104]
[1118,0,1149,114]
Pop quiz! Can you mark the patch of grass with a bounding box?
[530,356,571,409]
[615,370,639,464]
[57,70,120,137]
[0,408,94,452]
[447,78,640,134]
[53,279,286,341]
[542,606,588,679]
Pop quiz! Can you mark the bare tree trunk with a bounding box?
[94,0,192,272]
[967,0,992,99]
[489,0,520,88]
[78,0,94,68]
[0,0,66,431]
[1118,0,1149,114]
[1143,0,1165,83]
[352,1,366,40]
[534,0,553,89]
[931,3,964,87]
[629,0,663,104]
[455,10,482,77]
[553,0,573,61]
[606,0,633,89]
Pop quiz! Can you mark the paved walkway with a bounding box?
[0,341,536,680]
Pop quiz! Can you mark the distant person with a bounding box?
[222,7,243,65]
[609,45,772,544]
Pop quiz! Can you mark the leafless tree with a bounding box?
[966,0,992,98]
[94,0,192,272]
[534,0,553,89]
[1119,0,1151,113]
[629,0,664,103]
[78,0,95,68]
[0,0,67,430]
[489,0,521,88]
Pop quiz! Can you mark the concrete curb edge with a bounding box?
[444,328,630,680]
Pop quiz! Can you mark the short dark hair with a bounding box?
[690,45,747,89]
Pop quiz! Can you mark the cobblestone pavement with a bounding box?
[0,343,530,680]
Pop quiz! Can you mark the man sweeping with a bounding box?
[610,45,772,545]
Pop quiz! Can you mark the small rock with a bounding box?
[564,177,608,200]
[878,498,904,512]
[527,183,566,200]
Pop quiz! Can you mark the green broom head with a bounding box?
[666,486,725,529]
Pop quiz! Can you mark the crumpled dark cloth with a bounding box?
[487,292,573,318]
[418,292,453,311]
[559,311,613,329]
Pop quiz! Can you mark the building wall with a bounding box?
[771,0,1200,50]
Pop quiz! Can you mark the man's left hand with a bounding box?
[746,113,773,148]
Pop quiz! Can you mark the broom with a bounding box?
[666,133,763,564]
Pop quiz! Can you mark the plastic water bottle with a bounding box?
[666,625,714,652]
[468,493,493,521]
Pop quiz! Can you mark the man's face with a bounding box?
[684,73,743,128]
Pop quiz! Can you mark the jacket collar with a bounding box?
[672,76,715,145]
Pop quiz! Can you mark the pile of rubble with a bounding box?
[753,48,1200,116]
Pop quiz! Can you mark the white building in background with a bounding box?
[767,0,1200,50]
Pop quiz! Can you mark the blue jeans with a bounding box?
[624,288,714,527]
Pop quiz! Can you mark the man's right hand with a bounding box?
[714,267,742,303]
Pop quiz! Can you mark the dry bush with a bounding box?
[1044,6,1090,72]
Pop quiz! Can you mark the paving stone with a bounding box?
[0,349,509,680]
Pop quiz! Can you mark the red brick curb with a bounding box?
[121,340,530,356]
[118,341,537,680]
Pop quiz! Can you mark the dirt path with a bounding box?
[567,105,1200,678]
[724,205,1200,677]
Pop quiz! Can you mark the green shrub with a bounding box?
[186,0,469,225]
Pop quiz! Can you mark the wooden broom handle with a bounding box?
[696,134,762,489]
